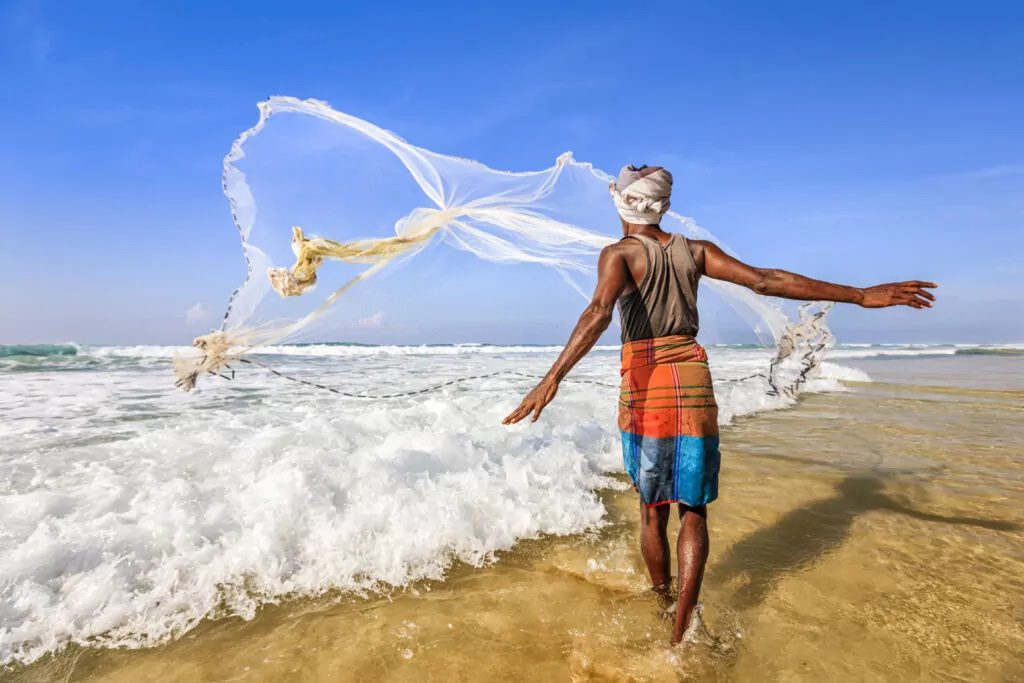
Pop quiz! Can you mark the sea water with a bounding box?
[0,342,1016,667]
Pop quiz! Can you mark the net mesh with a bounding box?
[174,96,832,394]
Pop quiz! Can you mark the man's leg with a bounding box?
[672,504,709,644]
[639,501,672,601]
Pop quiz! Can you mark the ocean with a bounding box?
[1,342,1021,680]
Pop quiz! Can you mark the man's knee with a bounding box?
[641,502,672,528]
[678,503,707,520]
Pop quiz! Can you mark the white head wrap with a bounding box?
[609,164,673,225]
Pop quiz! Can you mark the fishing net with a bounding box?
[174,96,831,395]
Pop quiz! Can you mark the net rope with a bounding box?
[214,358,767,399]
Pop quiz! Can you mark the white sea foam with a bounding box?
[255,343,624,357]
[0,343,868,665]
[816,362,872,383]
[823,344,958,360]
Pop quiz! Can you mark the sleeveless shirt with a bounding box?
[617,233,701,343]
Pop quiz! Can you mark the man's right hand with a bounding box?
[859,281,937,309]
[502,377,560,425]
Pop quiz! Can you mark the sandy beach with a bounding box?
[5,349,1021,682]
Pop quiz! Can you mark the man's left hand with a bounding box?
[860,281,937,309]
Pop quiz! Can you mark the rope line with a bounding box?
[219,358,767,400]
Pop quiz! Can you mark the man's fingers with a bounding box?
[903,293,931,307]
[907,296,930,308]
[904,286,935,301]
[898,288,933,307]
[505,383,557,425]
[503,402,529,424]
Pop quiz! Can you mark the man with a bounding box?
[502,164,936,645]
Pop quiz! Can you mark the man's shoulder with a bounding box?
[604,237,645,253]
[600,238,643,263]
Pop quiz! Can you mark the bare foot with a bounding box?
[652,582,674,611]
[670,603,703,646]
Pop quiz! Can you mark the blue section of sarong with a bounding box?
[621,432,720,506]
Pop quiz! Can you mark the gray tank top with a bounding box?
[618,233,701,343]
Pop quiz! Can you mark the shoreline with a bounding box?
[8,361,1023,682]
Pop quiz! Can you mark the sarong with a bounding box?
[618,335,720,507]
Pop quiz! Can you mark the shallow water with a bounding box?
[2,346,1023,681]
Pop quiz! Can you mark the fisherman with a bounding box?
[503,164,936,645]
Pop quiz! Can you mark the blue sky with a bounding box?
[1,0,1021,345]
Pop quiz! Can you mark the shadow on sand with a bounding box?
[711,474,1020,610]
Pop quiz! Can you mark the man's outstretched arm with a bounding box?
[503,245,629,424]
[699,241,937,308]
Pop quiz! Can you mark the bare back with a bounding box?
[616,231,703,343]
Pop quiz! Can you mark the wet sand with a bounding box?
[9,355,1023,682]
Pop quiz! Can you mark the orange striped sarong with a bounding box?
[618,335,720,507]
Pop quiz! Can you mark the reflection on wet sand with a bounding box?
[714,474,1020,610]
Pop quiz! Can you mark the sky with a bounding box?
[1,0,1022,346]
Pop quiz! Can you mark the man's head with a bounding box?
[610,164,673,230]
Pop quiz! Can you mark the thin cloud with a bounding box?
[185,302,214,326]
[939,164,1024,181]
[356,311,385,328]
